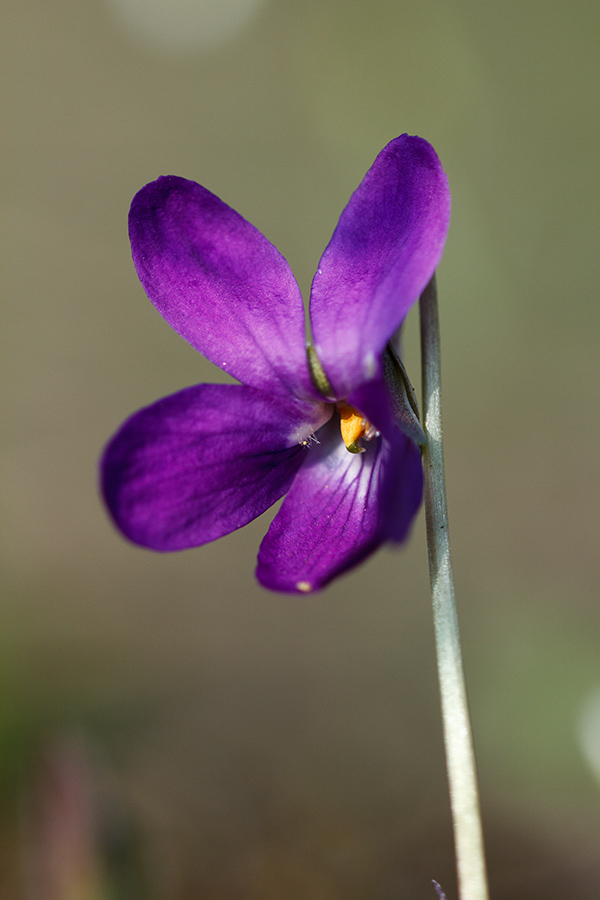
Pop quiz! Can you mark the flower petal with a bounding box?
[348,367,425,449]
[347,379,424,541]
[309,135,451,397]
[129,177,316,399]
[256,416,422,593]
[101,384,330,551]
[378,426,424,543]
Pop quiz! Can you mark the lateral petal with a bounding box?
[310,135,450,397]
[101,384,330,551]
[129,176,316,399]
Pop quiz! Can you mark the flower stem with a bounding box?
[419,276,490,900]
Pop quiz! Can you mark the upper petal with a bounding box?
[255,415,423,594]
[309,135,451,397]
[129,177,317,399]
[101,383,330,551]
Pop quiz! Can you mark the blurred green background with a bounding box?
[3,0,600,896]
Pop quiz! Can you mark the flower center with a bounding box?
[337,403,379,454]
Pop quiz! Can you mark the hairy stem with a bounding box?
[419,275,490,900]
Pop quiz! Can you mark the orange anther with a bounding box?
[338,402,367,452]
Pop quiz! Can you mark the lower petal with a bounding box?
[101,384,330,551]
[378,427,424,543]
[256,417,423,593]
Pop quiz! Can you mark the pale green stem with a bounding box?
[419,276,490,900]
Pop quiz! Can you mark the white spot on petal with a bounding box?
[364,352,376,379]
[296,581,313,593]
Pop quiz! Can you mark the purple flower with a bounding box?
[101,134,450,593]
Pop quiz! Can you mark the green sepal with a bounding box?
[384,341,427,446]
[307,344,335,399]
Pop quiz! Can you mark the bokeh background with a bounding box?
[3,0,600,897]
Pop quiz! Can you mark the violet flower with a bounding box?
[101,134,450,593]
